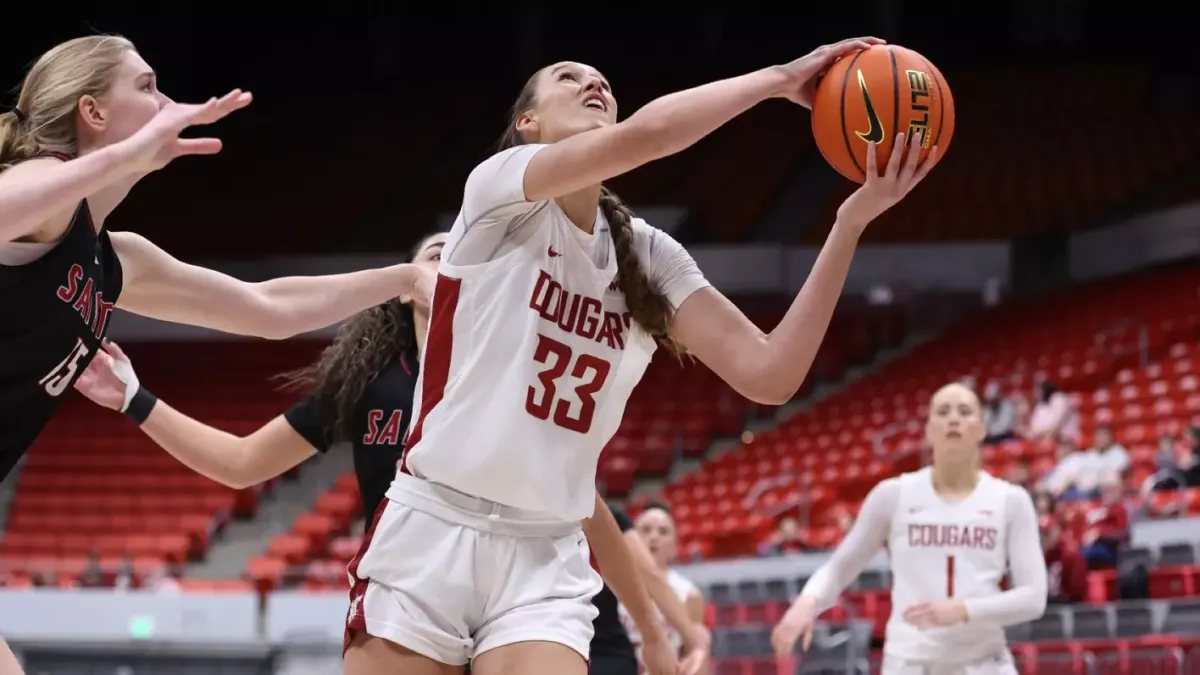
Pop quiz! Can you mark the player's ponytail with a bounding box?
[1,36,135,172]
[0,112,28,171]
[499,69,683,354]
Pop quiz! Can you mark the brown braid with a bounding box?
[598,187,683,354]
[500,68,683,354]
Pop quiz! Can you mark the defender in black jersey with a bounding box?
[1,38,436,491]
[590,505,640,675]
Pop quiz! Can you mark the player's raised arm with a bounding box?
[110,231,435,340]
[73,342,319,488]
[906,486,1048,628]
[0,90,250,244]
[459,40,883,231]
[670,133,935,405]
[772,479,896,655]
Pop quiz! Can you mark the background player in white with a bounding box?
[771,383,1047,674]
[344,40,941,675]
[620,504,709,674]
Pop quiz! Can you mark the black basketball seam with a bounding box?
[889,47,900,151]
[920,55,947,149]
[838,50,866,179]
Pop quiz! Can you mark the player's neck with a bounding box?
[415,313,430,357]
[931,461,979,497]
[76,141,140,228]
[555,185,602,234]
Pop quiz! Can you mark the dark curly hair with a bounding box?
[281,233,439,441]
[498,67,681,354]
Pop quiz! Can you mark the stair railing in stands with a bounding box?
[1094,318,1151,370]
[742,472,813,531]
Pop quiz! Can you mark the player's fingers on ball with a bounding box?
[900,133,923,180]
[864,141,878,178]
[913,146,939,183]
[884,133,906,178]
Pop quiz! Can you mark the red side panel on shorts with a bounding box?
[400,273,461,475]
[344,496,391,656]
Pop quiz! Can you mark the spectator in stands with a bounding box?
[1155,430,1183,472]
[982,380,1017,443]
[29,569,53,588]
[1044,440,1092,500]
[758,516,808,556]
[77,550,106,588]
[1041,517,1087,604]
[113,554,136,591]
[1079,479,1130,569]
[1029,380,1080,443]
[1031,489,1057,520]
[1004,461,1033,491]
[142,566,179,593]
[1088,424,1129,480]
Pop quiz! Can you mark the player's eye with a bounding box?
[558,72,577,82]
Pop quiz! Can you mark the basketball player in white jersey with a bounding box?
[344,40,941,675]
[771,383,1047,674]
[620,504,708,674]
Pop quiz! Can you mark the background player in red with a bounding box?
[335,37,937,675]
[771,383,1046,674]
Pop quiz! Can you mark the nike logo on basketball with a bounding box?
[548,247,562,258]
[854,69,885,144]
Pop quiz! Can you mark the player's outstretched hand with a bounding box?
[835,131,936,233]
[400,261,438,315]
[640,634,680,675]
[903,599,968,628]
[120,89,253,173]
[776,37,886,108]
[771,596,818,656]
[73,340,134,411]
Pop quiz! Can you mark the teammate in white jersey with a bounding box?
[344,41,942,675]
[619,504,708,674]
[771,383,1047,675]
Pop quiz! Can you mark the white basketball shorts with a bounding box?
[344,472,601,666]
[882,649,1018,675]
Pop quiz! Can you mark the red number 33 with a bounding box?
[526,334,612,434]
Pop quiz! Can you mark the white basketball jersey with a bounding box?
[402,205,657,521]
[619,568,697,661]
[885,468,1013,661]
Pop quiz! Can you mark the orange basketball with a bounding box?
[811,44,954,183]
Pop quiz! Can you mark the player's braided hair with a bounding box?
[499,68,682,354]
[280,237,428,442]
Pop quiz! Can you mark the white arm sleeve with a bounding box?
[635,220,711,311]
[962,486,1048,626]
[445,144,548,266]
[799,478,897,610]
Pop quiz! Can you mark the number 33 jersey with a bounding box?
[400,145,710,521]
